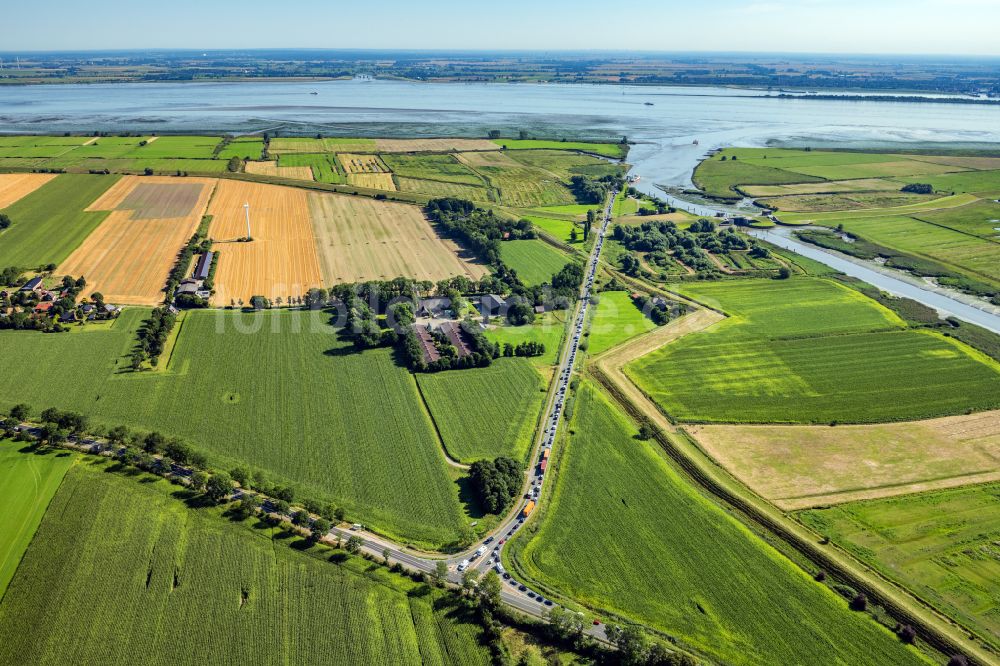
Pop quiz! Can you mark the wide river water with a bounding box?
[4,79,1000,192]
[3,78,999,330]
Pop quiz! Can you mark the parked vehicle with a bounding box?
[457,559,470,572]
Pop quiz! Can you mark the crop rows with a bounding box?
[0,465,490,664]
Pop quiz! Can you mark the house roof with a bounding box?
[440,322,472,358]
[20,277,43,291]
[193,251,214,281]
[413,324,441,364]
[33,302,53,312]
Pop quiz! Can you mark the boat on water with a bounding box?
[692,139,699,145]
[644,101,654,106]
[310,91,318,95]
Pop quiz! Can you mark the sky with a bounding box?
[6,0,1000,56]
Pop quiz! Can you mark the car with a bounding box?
[593,619,602,626]
[518,584,527,592]
[527,591,536,599]
[508,579,518,586]
[457,559,470,572]
[499,538,505,545]
[544,599,554,606]
[484,536,494,544]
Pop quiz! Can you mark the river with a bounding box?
[4,78,1000,194]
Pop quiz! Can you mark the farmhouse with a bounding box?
[32,302,53,315]
[20,277,44,293]
[478,294,507,317]
[417,297,452,318]
[193,251,214,281]
[414,324,441,364]
[439,321,473,358]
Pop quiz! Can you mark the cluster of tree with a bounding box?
[132,306,176,369]
[501,341,546,357]
[632,294,688,326]
[605,624,697,666]
[901,183,933,194]
[0,310,65,332]
[570,174,623,204]
[346,295,384,349]
[425,198,535,267]
[614,218,754,276]
[165,233,202,304]
[0,213,10,231]
[0,266,22,286]
[468,456,522,515]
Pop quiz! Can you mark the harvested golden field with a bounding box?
[0,173,57,208]
[243,161,314,181]
[688,410,1000,510]
[338,154,390,174]
[307,192,487,283]
[207,180,322,305]
[742,178,905,197]
[373,138,498,152]
[346,173,397,191]
[60,176,216,305]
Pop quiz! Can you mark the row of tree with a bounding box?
[132,306,176,369]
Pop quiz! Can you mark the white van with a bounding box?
[457,559,470,572]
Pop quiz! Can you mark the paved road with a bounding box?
[323,191,619,642]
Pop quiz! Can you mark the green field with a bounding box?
[799,483,1000,644]
[268,137,377,154]
[500,240,572,286]
[486,312,567,367]
[0,309,467,548]
[277,152,343,183]
[693,154,823,199]
[396,177,490,200]
[900,169,1000,194]
[381,153,486,186]
[586,291,656,355]
[0,441,74,596]
[490,139,627,159]
[217,138,265,160]
[0,173,119,268]
[524,215,581,244]
[510,384,927,666]
[0,461,491,665]
[417,359,545,463]
[505,150,624,181]
[627,278,1000,423]
[123,136,221,159]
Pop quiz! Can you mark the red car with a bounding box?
[593,619,602,626]
[498,539,506,545]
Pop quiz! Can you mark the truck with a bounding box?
[542,449,550,460]
[522,500,536,518]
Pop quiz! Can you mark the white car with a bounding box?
[457,559,470,572]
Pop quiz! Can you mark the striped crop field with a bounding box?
[0,462,491,665]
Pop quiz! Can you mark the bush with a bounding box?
[850,592,868,612]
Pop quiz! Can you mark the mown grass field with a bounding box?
[0,461,491,665]
[499,240,571,286]
[486,312,567,368]
[0,441,74,596]
[627,278,1000,423]
[0,309,467,548]
[524,215,581,244]
[457,152,576,207]
[505,150,624,181]
[693,155,823,199]
[510,384,928,666]
[216,138,265,160]
[799,483,1000,644]
[124,136,222,159]
[417,359,545,463]
[0,173,119,267]
[586,291,656,356]
[380,153,486,186]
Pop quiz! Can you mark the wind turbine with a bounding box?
[243,201,252,241]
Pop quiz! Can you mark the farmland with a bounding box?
[688,410,1000,509]
[0,461,491,665]
[207,180,323,305]
[586,290,656,356]
[0,173,56,208]
[276,153,343,183]
[457,151,576,207]
[490,139,628,159]
[59,176,217,305]
[523,215,580,244]
[485,312,568,368]
[0,309,469,547]
[307,191,487,284]
[417,359,546,463]
[509,384,926,666]
[0,440,73,597]
[380,153,486,186]
[0,174,120,268]
[243,160,314,180]
[798,483,1000,645]
[499,240,571,286]
[627,278,1000,423]
[216,138,264,160]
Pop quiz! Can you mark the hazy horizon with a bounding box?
[8,0,1000,56]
